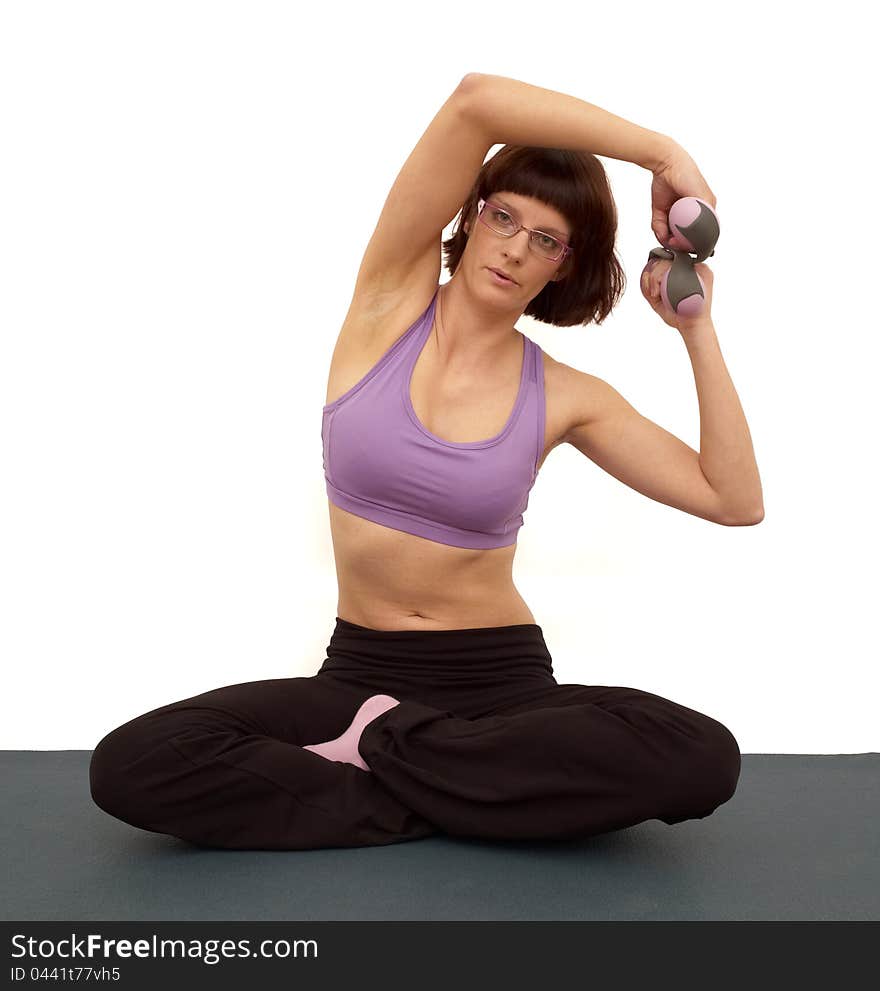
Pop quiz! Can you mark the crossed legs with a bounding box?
[90,675,740,849]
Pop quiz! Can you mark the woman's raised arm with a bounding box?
[464,72,673,173]
[350,74,493,304]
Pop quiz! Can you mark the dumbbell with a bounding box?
[647,196,719,317]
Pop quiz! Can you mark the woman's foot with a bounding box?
[303,694,400,771]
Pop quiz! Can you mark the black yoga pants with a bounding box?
[89,617,742,850]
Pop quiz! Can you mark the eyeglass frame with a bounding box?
[476,197,574,263]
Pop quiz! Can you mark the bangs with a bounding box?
[485,149,587,240]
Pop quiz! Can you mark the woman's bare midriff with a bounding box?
[328,500,537,631]
[323,278,578,632]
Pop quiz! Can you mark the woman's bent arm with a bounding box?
[462,72,673,172]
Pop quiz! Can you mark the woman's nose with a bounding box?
[504,229,530,257]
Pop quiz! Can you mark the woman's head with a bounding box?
[442,145,625,327]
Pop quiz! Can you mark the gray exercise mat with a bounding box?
[1,752,877,921]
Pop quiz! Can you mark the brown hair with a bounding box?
[442,145,625,327]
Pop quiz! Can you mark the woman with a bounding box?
[90,73,763,850]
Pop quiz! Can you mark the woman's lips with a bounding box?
[488,267,517,285]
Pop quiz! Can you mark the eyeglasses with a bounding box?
[477,198,573,263]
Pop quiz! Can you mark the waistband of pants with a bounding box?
[317,616,555,684]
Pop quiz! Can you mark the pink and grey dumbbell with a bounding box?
[648,197,720,317]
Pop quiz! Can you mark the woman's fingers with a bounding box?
[650,142,716,248]
[642,258,662,299]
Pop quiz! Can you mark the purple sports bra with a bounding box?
[321,284,546,549]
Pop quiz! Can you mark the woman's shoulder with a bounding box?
[528,341,578,393]
[533,344,615,443]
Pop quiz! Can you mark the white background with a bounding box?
[1,0,876,751]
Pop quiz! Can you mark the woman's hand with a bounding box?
[644,141,717,334]
[641,255,714,334]
[651,141,717,249]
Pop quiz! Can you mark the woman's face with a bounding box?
[464,190,572,298]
